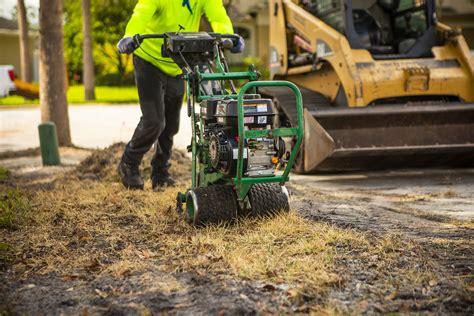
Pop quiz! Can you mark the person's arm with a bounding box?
[124,0,161,37]
[203,0,234,34]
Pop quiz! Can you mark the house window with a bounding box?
[234,27,251,40]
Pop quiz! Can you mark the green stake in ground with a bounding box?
[38,122,61,166]
[134,32,304,226]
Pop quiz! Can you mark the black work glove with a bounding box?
[231,36,245,54]
[117,37,139,54]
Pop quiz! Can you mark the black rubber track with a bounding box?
[187,185,239,226]
[259,86,332,126]
[248,183,290,217]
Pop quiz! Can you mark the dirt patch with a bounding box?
[75,142,190,184]
[1,145,473,314]
[290,183,473,313]
[3,269,297,315]
[0,148,40,160]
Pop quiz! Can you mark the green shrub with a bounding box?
[96,73,136,87]
[0,167,8,182]
[0,189,31,230]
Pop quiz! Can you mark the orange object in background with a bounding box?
[13,79,39,100]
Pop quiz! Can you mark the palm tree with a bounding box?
[82,0,96,100]
[39,0,72,146]
[16,0,32,82]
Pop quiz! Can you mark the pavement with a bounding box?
[291,169,474,221]
[0,147,92,188]
[0,104,191,152]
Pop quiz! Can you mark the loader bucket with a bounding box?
[303,109,335,172]
[260,86,474,173]
[304,103,474,172]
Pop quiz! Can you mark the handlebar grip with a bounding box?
[209,33,240,40]
[134,34,166,42]
[132,34,142,48]
[132,33,165,50]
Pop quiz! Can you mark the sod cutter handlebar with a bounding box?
[133,33,240,50]
[134,33,240,41]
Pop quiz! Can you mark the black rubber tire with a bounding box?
[248,183,290,217]
[186,185,239,226]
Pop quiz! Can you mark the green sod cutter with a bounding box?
[134,32,304,225]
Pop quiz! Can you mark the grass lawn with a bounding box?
[0,85,139,107]
[1,144,472,314]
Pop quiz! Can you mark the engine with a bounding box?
[201,95,286,178]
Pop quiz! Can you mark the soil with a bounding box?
[0,144,472,315]
[290,180,474,314]
[3,271,288,315]
[75,142,191,183]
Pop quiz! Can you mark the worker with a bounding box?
[117,0,244,190]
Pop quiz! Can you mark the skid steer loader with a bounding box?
[262,0,474,172]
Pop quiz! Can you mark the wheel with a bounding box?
[248,183,290,217]
[186,185,239,226]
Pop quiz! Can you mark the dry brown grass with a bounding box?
[1,144,456,310]
[0,174,439,300]
[162,212,369,294]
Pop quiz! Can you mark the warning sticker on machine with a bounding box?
[258,116,267,124]
[244,116,255,124]
[233,148,248,159]
[257,105,267,112]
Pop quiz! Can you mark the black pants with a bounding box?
[122,55,184,178]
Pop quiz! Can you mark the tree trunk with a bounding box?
[82,0,96,100]
[16,0,32,82]
[39,0,72,146]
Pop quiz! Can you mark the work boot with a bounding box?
[152,174,176,191]
[118,161,144,190]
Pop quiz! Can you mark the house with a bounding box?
[0,17,39,82]
[225,0,269,66]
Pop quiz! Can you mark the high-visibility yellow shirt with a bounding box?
[124,0,234,77]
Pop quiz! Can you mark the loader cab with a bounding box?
[301,0,440,59]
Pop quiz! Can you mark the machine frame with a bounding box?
[135,32,304,224]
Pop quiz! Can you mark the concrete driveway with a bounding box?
[0,104,192,152]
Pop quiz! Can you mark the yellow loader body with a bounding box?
[263,0,474,172]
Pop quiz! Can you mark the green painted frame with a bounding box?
[180,67,304,206]
[234,81,304,200]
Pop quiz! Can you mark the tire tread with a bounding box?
[248,183,290,217]
[191,185,239,226]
